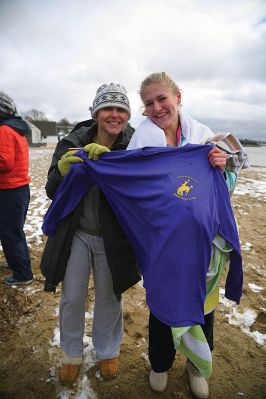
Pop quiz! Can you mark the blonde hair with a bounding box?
[139,72,182,99]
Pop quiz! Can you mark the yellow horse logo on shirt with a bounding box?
[177,179,193,197]
[175,176,198,200]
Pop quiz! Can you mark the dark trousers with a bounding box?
[0,185,32,281]
[149,310,215,372]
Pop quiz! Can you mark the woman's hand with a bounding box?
[84,143,110,160]
[207,147,226,172]
[58,151,84,176]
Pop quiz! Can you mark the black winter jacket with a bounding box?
[40,121,141,299]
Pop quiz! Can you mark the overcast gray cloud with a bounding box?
[0,0,266,140]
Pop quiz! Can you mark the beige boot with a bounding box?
[186,360,209,398]
[149,369,168,392]
[99,357,119,379]
[59,354,82,385]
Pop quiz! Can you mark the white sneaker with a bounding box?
[186,361,209,398]
[149,369,168,392]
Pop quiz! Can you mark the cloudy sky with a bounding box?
[1,0,266,140]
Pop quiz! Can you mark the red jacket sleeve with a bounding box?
[0,126,15,171]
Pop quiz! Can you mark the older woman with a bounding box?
[41,83,140,385]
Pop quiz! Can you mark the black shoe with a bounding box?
[4,276,32,286]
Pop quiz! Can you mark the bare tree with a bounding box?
[25,109,48,122]
[58,117,72,126]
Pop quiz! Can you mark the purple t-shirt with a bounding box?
[42,145,242,326]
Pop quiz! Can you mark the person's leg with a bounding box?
[59,231,91,357]
[91,235,122,360]
[201,311,215,351]
[148,312,176,391]
[149,310,214,371]
[185,311,214,398]
[0,186,32,281]
[149,311,176,372]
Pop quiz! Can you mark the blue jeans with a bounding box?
[0,185,32,281]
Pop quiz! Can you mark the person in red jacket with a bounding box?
[0,92,33,285]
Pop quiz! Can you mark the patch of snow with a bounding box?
[50,327,60,347]
[58,392,70,399]
[95,370,102,380]
[242,242,252,251]
[234,174,266,200]
[219,289,266,346]
[83,336,97,371]
[249,263,266,277]
[74,375,97,399]
[85,311,93,320]
[248,283,264,292]
[141,352,149,364]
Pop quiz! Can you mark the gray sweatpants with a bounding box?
[59,231,123,360]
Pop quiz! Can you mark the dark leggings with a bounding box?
[149,311,214,372]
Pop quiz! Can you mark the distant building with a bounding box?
[29,120,75,142]
[32,120,57,143]
[26,121,43,146]
[31,120,57,136]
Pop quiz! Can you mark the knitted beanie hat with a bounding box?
[89,83,131,119]
[0,91,19,120]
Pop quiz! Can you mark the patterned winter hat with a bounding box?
[0,91,19,119]
[89,83,131,119]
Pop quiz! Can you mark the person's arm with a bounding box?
[207,146,237,195]
[207,146,226,172]
[45,140,77,199]
[0,128,15,171]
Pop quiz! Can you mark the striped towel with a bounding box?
[171,234,233,379]
[171,325,212,379]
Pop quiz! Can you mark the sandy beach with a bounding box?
[0,147,265,399]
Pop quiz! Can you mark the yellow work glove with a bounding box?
[84,143,110,161]
[58,150,84,177]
